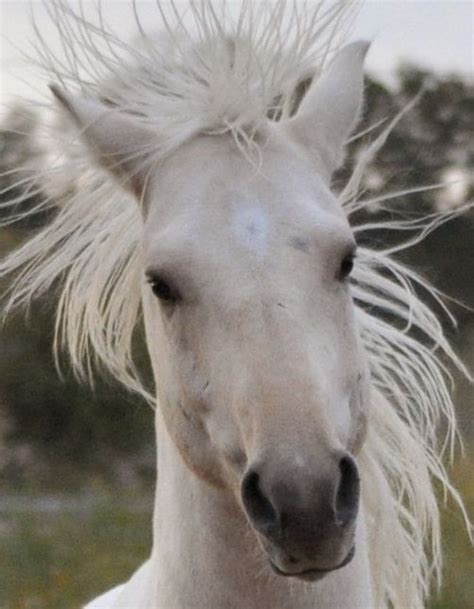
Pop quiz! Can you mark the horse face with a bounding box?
[141,128,369,578]
[52,40,370,580]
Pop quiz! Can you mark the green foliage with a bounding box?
[340,68,474,327]
[0,299,154,489]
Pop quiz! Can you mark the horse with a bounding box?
[0,1,470,608]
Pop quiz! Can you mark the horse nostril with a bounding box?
[242,470,278,534]
[335,454,360,527]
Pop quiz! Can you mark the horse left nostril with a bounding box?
[334,454,360,527]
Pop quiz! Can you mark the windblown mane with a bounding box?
[0,2,470,607]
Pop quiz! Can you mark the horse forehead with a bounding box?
[144,188,349,265]
[145,135,349,254]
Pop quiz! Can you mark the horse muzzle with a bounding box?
[241,452,360,580]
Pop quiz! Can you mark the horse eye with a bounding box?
[339,253,355,281]
[147,276,179,303]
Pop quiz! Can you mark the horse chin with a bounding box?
[269,561,328,582]
[267,545,356,583]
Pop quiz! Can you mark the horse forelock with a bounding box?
[34,0,356,160]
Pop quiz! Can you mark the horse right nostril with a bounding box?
[242,470,278,534]
[334,454,360,528]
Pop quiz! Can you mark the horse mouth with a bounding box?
[269,545,356,581]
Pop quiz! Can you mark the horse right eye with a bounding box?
[147,276,180,303]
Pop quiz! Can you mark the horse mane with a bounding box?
[0,2,470,607]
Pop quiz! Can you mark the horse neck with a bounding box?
[148,410,375,609]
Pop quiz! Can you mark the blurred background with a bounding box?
[0,2,473,609]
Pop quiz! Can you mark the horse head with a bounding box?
[52,41,371,580]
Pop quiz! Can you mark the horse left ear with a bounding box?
[288,41,370,179]
[50,85,154,198]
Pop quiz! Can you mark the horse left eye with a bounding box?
[339,254,355,280]
[147,276,179,303]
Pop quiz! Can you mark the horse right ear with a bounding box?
[50,85,155,198]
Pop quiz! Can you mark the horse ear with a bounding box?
[288,41,370,179]
[50,85,154,197]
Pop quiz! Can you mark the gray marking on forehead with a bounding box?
[289,236,309,252]
[231,203,269,257]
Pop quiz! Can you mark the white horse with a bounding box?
[0,2,470,608]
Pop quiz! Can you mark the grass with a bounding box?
[0,494,152,609]
[0,459,472,609]
[430,459,474,609]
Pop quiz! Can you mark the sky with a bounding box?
[0,0,473,111]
